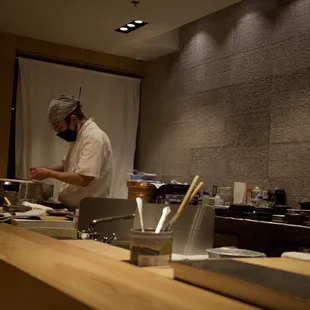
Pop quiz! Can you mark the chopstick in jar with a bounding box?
[165,175,199,231]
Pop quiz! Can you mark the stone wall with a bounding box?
[137,0,310,206]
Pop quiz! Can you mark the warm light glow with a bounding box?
[127,23,135,27]
[134,20,143,24]
[120,27,128,31]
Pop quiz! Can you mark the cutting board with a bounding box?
[173,259,310,310]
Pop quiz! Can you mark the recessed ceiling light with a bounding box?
[115,20,148,34]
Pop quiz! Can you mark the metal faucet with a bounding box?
[79,213,135,243]
[89,213,135,229]
[102,233,117,243]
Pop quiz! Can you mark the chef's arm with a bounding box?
[49,164,64,172]
[48,170,94,187]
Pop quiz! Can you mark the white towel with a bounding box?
[15,210,47,217]
[281,251,310,261]
[22,201,53,211]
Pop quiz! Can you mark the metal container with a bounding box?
[127,181,192,204]
[134,203,214,256]
[130,228,173,267]
[127,173,157,181]
[285,209,303,225]
[219,187,233,205]
[0,179,54,205]
[206,247,266,258]
[127,180,157,202]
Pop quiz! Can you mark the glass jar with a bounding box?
[219,187,233,205]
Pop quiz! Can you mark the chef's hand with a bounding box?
[29,167,51,180]
[29,166,46,173]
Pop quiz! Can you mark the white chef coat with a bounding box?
[58,119,112,207]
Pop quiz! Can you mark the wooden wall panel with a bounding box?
[0,33,16,177]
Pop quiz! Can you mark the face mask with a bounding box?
[57,119,77,142]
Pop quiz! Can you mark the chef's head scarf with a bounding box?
[48,95,83,126]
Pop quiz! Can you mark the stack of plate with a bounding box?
[272,214,285,224]
[301,210,310,226]
[254,206,273,221]
[285,209,303,225]
[214,205,229,217]
[228,204,244,218]
[272,205,290,215]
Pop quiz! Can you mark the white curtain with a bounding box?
[16,58,140,198]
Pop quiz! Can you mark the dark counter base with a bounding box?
[214,217,310,257]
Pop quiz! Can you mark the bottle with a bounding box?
[212,183,218,197]
[214,194,221,206]
[202,191,210,207]
[255,192,264,207]
[256,192,264,200]
[219,187,233,205]
[247,187,253,204]
[252,187,261,199]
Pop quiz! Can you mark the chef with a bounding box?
[30,95,112,208]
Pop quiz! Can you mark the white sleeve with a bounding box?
[76,138,103,178]
[62,150,70,172]
[62,152,68,165]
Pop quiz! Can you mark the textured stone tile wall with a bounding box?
[136,0,310,206]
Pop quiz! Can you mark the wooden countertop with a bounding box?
[63,239,130,261]
[234,257,310,277]
[173,257,310,310]
[0,223,258,310]
[62,239,310,277]
[63,240,174,278]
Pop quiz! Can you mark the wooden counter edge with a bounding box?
[0,224,258,310]
[62,239,174,278]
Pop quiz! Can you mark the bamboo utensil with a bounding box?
[189,181,204,203]
[165,175,200,231]
[4,197,12,206]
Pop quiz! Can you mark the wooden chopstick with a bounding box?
[189,181,204,203]
[4,197,12,206]
[165,175,199,231]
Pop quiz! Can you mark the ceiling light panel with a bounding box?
[115,20,148,34]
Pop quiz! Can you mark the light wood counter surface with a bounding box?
[0,223,258,310]
[63,240,310,278]
[63,239,174,278]
[234,257,310,276]
[63,239,130,261]
[172,257,310,310]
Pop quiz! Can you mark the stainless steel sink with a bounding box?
[78,198,214,255]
